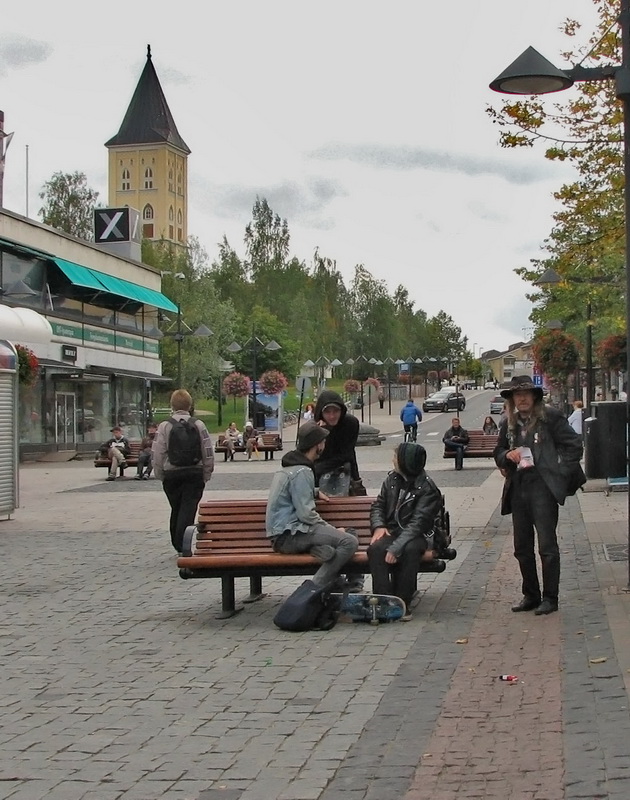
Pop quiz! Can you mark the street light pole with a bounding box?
[490,1,630,587]
[176,303,183,388]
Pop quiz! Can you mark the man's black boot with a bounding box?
[511,597,540,612]
[534,599,558,615]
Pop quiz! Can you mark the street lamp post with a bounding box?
[490,9,630,588]
[228,333,281,429]
[154,304,213,387]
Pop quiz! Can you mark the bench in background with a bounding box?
[94,441,143,475]
[214,432,282,461]
[443,429,498,460]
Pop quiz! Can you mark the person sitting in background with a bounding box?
[242,421,260,461]
[442,418,470,471]
[567,400,584,436]
[135,422,158,480]
[224,422,242,461]
[482,416,498,435]
[100,426,131,481]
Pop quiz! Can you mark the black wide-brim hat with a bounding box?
[500,375,544,400]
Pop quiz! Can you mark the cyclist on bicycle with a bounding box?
[400,399,423,442]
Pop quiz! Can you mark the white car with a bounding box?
[484,381,496,390]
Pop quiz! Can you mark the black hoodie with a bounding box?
[313,389,360,481]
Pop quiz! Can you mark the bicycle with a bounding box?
[403,424,418,443]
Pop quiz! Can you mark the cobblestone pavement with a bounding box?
[1,401,630,799]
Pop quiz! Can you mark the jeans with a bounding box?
[444,439,466,469]
[162,469,206,553]
[272,522,358,587]
[137,451,152,476]
[367,534,425,607]
[511,469,560,604]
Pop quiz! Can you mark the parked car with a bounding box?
[484,381,496,390]
[422,390,465,413]
[490,394,505,414]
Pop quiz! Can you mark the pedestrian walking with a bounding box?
[152,389,214,554]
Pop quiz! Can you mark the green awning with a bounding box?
[53,258,106,292]
[53,257,178,313]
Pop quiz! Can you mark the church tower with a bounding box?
[105,46,190,248]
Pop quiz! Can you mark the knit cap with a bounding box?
[396,442,427,477]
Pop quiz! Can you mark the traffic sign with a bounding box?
[532,374,543,387]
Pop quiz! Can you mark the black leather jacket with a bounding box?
[370,470,442,558]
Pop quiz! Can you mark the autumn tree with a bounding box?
[39,171,99,240]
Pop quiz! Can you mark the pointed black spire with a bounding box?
[105,47,190,153]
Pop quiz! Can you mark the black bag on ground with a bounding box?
[167,417,202,467]
[273,579,339,632]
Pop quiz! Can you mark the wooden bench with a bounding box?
[443,429,498,460]
[214,432,283,461]
[94,441,143,475]
[177,496,452,618]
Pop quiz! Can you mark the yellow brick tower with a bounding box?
[105,45,190,247]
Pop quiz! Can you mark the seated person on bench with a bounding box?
[266,421,359,588]
[442,418,470,470]
[242,420,259,461]
[224,421,242,460]
[368,442,442,621]
[135,422,157,480]
[100,426,131,481]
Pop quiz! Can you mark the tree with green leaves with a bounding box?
[39,171,99,240]
[487,0,626,346]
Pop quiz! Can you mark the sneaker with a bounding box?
[120,461,128,470]
[401,612,413,622]
[248,456,252,461]
[134,475,142,481]
[142,474,149,480]
[106,475,115,481]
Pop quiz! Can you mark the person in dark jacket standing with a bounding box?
[313,389,365,495]
[494,376,583,616]
[442,418,470,470]
[368,442,442,620]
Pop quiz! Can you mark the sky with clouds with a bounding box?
[1,0,599,356]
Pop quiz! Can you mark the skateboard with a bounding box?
[329,592,406,625]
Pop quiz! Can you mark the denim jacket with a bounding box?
[266,452,323,538]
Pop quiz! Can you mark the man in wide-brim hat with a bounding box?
[493,375,584,616]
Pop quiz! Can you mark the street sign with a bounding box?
[296,376,311,393]
[532,374,543,387]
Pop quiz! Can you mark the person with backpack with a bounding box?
[152,389,214,554]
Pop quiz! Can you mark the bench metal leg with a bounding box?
[216,576,244,619]
[243,575,267,604]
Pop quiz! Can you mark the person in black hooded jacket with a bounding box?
[313,389,365,494]
[368,442,442,619]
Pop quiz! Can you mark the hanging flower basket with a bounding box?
[532,330,580,381]
[365,377,381,391]
[223,371,250,398]
[344,379,360,394]
[15,344,39,386]
[427,370,438,380]
[259,369,288,395]
[597,334,627,373]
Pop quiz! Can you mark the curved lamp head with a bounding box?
[490,47,574,95]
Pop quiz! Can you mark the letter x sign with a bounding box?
[94,208,130,242]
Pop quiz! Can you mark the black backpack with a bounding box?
[273,579,340,632]
[167,417,202,467]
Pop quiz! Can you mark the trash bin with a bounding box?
[584,417,601,479]
[587,401,626,479]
